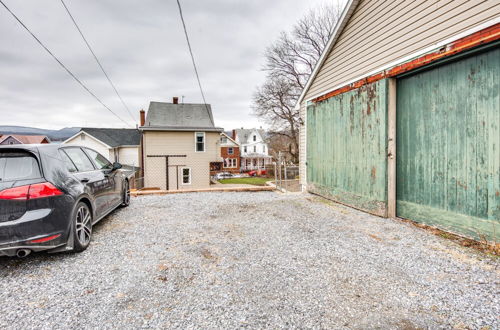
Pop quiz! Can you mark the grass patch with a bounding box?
[219,177,270,186]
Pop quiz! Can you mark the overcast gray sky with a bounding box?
[0,0,338,130]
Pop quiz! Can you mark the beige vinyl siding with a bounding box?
[143,131,221,190]
[299,103,307,187]
[305,0,500,100]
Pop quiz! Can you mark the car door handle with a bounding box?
[80,178,90,183]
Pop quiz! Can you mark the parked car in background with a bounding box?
[0,144,131,258]
[248,169,267,177]
[214,172,234,180]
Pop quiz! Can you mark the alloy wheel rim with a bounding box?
[75,206,92,245]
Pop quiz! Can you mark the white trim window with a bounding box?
[228,147,234,155]
[181,167,191,185]
[195,132,205,152]
[223,158,237,168]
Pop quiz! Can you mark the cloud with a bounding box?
[0,0,336,130]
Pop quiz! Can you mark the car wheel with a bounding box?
[73,202,92,252]
[121,180,130,207]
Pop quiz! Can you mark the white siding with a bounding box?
[63,133,113,162]
[117,147,139,167]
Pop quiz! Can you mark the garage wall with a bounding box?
[307,79,388,216]
[305,0,500,100]
[117,147,139,167]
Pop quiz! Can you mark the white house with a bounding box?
[63,128,141,167]
[232,128,272,171]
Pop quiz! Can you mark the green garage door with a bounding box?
[396,47,500,240]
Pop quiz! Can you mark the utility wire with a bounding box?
[176,0,211,113]
[60,0,136,123]
[0,0,132,127]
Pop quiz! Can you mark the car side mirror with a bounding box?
[112,162,122,171]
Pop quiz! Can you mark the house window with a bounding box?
[221,136,227,144]
[263,145,266,153]
[195,132,205,152]
[182,167,191,184]
[253,146,256,153]
[224,159,237,168]
[228,147,234,155]
[81,134,86,141]
[244,146,247,153]
[253,135,256,142]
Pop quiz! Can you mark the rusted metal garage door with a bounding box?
[396,47,500,240]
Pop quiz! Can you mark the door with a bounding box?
[62,147,108,217]
[396,47,499,240]
[83,148,122,210]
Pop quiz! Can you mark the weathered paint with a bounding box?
[307,79,388,216]
[312,23,500,104]
[396,47,500,241]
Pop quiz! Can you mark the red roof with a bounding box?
[0,134,50,144]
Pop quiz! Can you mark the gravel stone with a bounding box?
[0,192,498,329]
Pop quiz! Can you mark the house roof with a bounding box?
[79,128,141,147]
[294,0,359,109]
[0,134,50,144]
[234,128,267,144]
[142,101,223,132]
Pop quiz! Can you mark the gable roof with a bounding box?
[78,128,140,147]
[220,132,239,146]
[295,0,359,110]
[141,101,223,132]
[234,128,267,144]
[0,134,50,144]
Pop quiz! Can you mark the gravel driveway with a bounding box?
[0,192,498,329]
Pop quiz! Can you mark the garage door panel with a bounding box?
[307,79,388,216]
[397,47,499,240]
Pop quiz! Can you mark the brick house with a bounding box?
[219,132,240,173]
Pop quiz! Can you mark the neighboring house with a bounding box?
[63,128,140,167]
[296,0,499,240]
[232,128,272,171]
[219,132,240,173]
[0,134,50,145]
[140,97,223,190]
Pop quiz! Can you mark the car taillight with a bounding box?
[0,183,63,200]
[0,185,30,200]
[28,182,63,199]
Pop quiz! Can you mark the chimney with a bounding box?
[173,97,179,104]
[140,109,145,127]
[232,129,236,140]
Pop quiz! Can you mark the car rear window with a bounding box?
[0,152,42,182]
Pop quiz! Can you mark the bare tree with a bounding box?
[253,3,343,163]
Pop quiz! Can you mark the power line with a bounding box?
[0,0,132,127]
[60,0,136,123]
[176,0,210,112]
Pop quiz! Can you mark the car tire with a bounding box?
[121,180,130,207]
[72,202,92,252]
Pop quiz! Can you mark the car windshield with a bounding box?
[0,152,41,182]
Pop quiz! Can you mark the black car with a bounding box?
[0,144,131,257]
